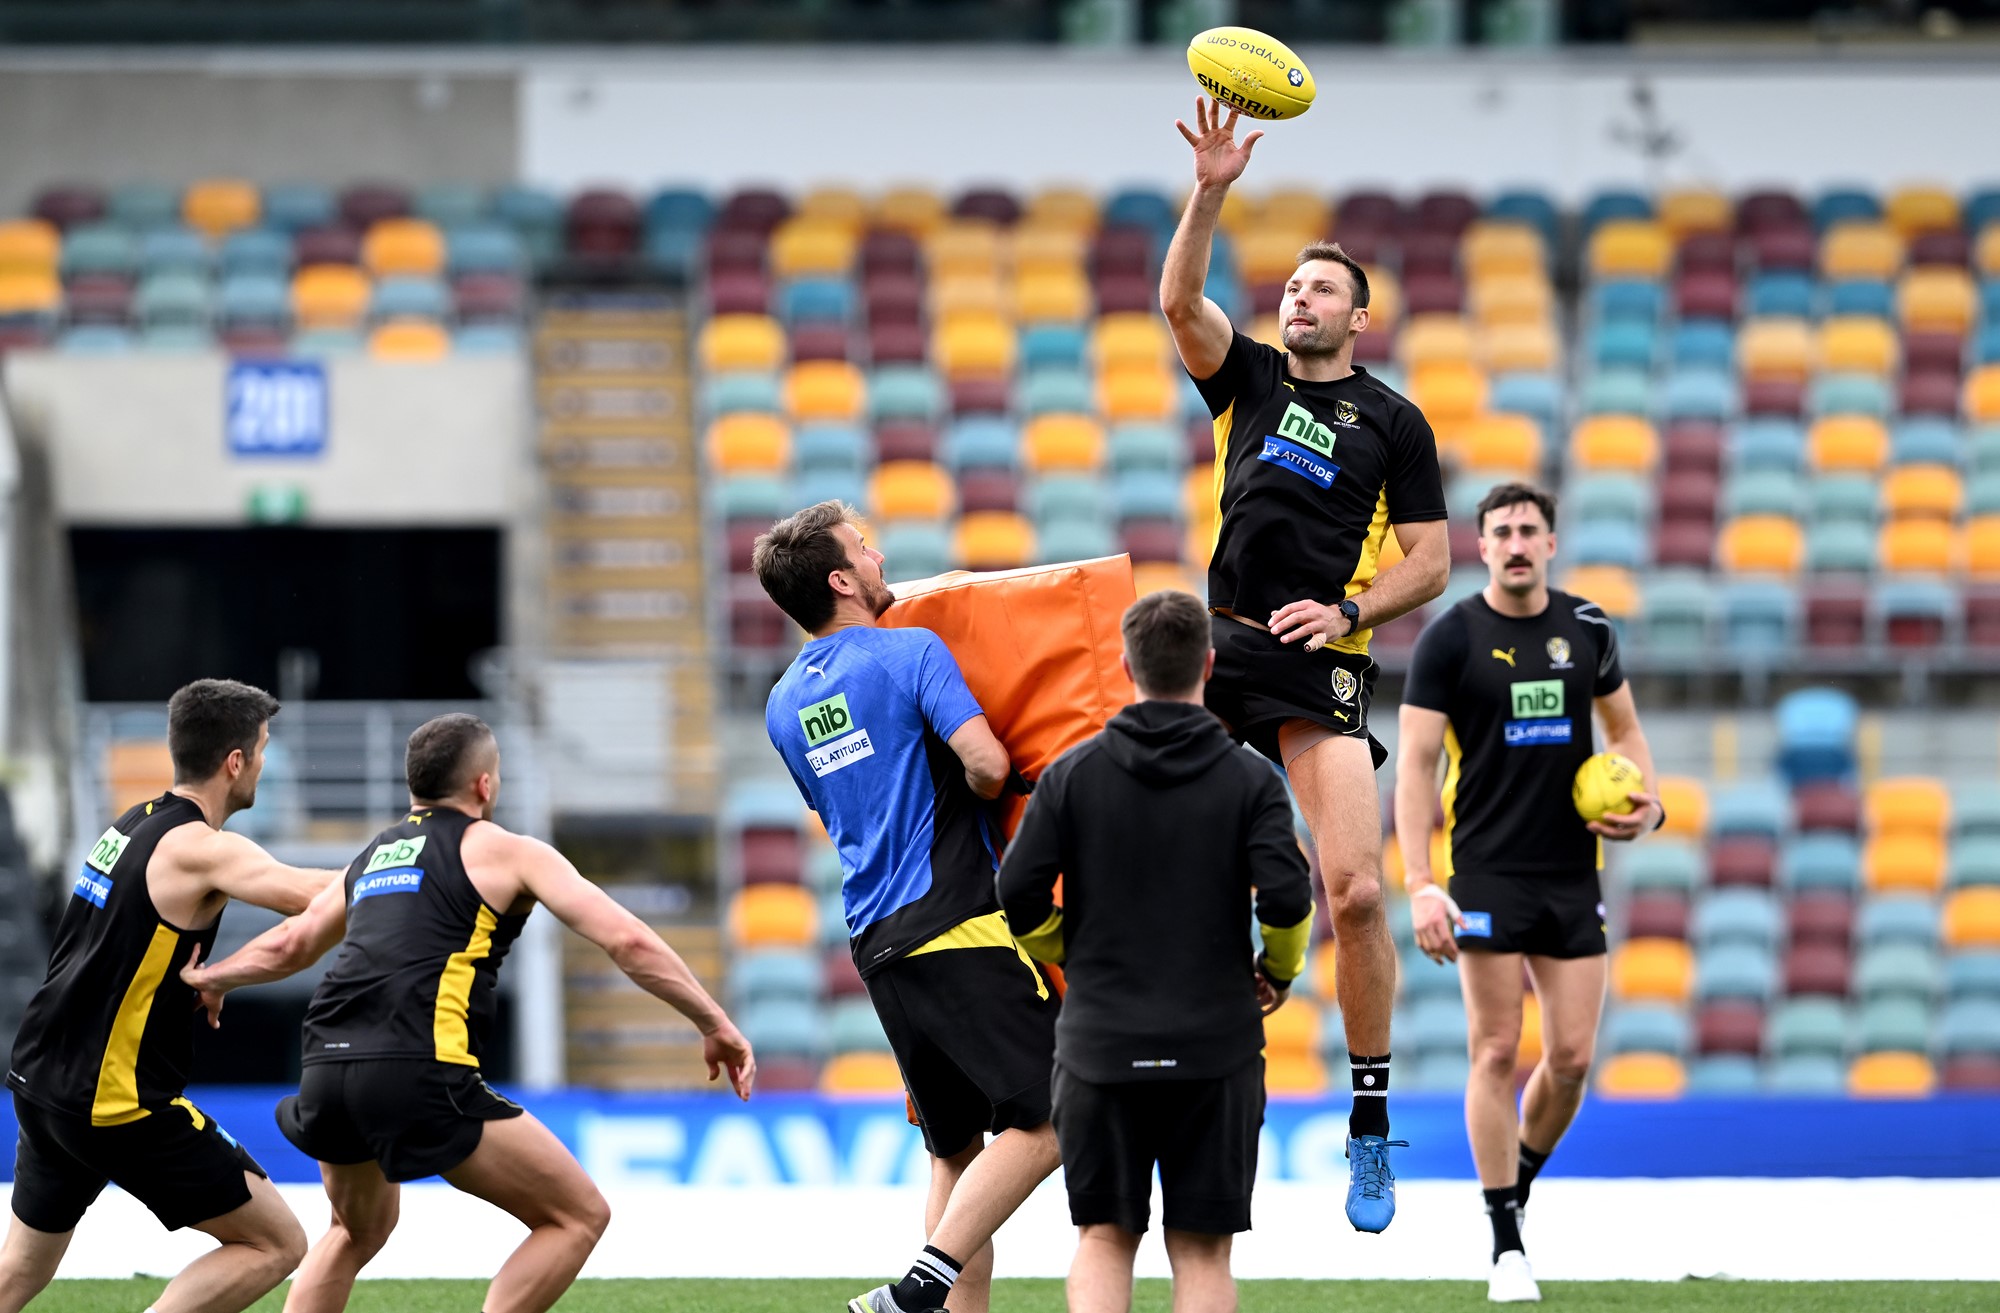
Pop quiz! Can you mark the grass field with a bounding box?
[28,1280,2000,1311]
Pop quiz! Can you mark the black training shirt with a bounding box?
[1402,590,1626,877]
[1191,332,1447,656]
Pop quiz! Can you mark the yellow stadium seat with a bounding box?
[1943,888,2000,950]
[769,220,858,279]
[1821,222,1904,281]
[727,884,816,948]
[1264,1053,1328,1095]
[1611,938,1694,1004]
[1878,519,1957,574]
[361,218,445,278]
[1717,515,1805,574]
[1559,565,1639,619]
[1215,188,1261,236]
[1568,415,1660,473]
[1249,319,1286,353]
[182,178,260,236]
[1898,268,1976,336]
[954,512,1036,569]
[1807,415,1891,474]
[786,361,867,423]
[0,270,60,316]
[1978,225,2000,279]
[1738,318,1814,379]
[927,222,1003,279]
[1362,265,1401,334]
[932,313,1016,377]
[0,219,59,276]
[1597,1052,1687,1099]
[1239,227,1317,283]
[1024,187,1098,232]
[1964,366,2000,424]
[1517,991,1543,1069]
[1882,465,1963,521]
[1014,270,1091,324]
[1184,468,1214,526]
[820,1051,904,1095]
[1481,321,1561,374]
[1461,222,1545,280]
[1816,316,1899,376]
[1468,274,1554,328]
[1400,314,1477,369]
[1407,362,1488,425]
[1865,777,1950,839]
[1656,776,1709,839]
[1659,187,1732,238]
[699,314,787,373]
[1264,188,1331,236]
[107,740,175,814]
[1131,563,1201,599]
[706,413,791,474]
[873,186,946,236]
[1864,833,1945,894]
[367,318,450,361]
[1093,313,1171,370]
[869,461,954,521]
[795,186,868,230]
[1310,940,1339,1002]
[1023,414,1107,473]
[1966,516,2000,578]
[1010,225,1087,278]
[1185,524,1213,569]
[1885,185,1960,237]
[1461,413,1543,472]
[929,275,1008,319]
[1587,220,1672,278]
[1847,1052,1935,1098]
[1262,994,1318,1055]
[291,265,371,328]
[1098,366,1177,423]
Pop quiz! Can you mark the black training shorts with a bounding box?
[1205,616,1385,769]
[1450,871,1608,958]
[11,1092,265,1233]
[1052,1058,1265,1236]
[279,1059,524,1184]
[865,945,1058,1159]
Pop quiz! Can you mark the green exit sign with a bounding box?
[245,483,307,524]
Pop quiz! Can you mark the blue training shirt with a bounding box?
[765,625,1003,976]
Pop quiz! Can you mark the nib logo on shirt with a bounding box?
[799,692,875,778]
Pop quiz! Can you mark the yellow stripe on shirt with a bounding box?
[1333,487,1392,656]
[91,923,180,1126]
[433,904,499,1067]
[1209,401,1235,552]
[908,911,1050,1000]
[1440,722,1463,880]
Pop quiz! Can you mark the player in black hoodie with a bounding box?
[996,589,1313,1313]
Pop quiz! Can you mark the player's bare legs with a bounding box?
[1520,954,1607,1162]
[441,1114,611,1313]
[928,1123,1060,1283]
[1066,1223,1140,1313]
[0,1216,72,1313]
[927,1140,994,1313]
[1460,951,1529,1187]
[1285,734,1394,1059]
[282,1161,402,1313]
[1163,1229,1235,1313]
[155,1173,307,1313]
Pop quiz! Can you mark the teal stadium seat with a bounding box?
[1696,943,1779,1003]
[108,182,180,231]
[1809,475,1879,525]
[706,372,784,416]
[58,325,135,353]
[731,950,821,1007]
[1711,778,1790,841]
[1854,996,1932,1054]
[1892,419,1961,469]
[1876,578,1956,644]
[1775,687,1858,783]
[289,328,364,357]
[260,183,336,232]
[1605,1004,1691,1056]
[868,366,945,423]
[1568,520,1645,569]
[1854,942,1941,1003]
[1825,280,1893,319]
[1781,834,1862,893]
[1946,952,2000,1002]
[1662,368,1736,423]
[644,227,703,276]
[716,475,788,522]
[1805,522,1875,573]
[828,997,892,1054]
[778,278,854,325]
[371,276,451,321]
[1619,839,1704,896]
[817,890,849,950]
[491,184,565,262]
[446,225,528,277]
[1407,1054,1472,1093]
[134,271,211,327]
[1968,472,2000,518]
[1036,519,1116,563]
[1938,999,2000,1058]
[1694,889,1783,952]
[1810,373,1893,420]
[137,324,210,352]
[140,227,210,276]
[414,183,491,228]
[1719,581,1798,655]
[1590,280,1663,325]
[1387,897,1415,949]
[942,417,1019,472]
[1768,998,1849,1058]
[739,998,828,1060]
[878,523,952,580]
[1027,475,1111,527]
[218,228,292,278]
[1971,427,2000,475]
[1813,189,1880,230]
[1404,997,1469,1058]
[1670,321,1735,369]
[1582,189,1653,232]
[1568,473,1650,526]
[1579,369,1653,418]
[1747,273,1815,319]
[1489,373,1563,433]
[1732,420,1806,473]
[453,323,523,354]
[1445,475,1493,524]
[1112,470,1182,524]
[1687,1055,1762,1094]
[792,468,866,509]
[60,224,139,280]
[1952,784,2000,840]
[804,845,844,894]
[1437,567,1490,611]
[1107,424,1182,474]
[644,187,714,235]
[1398,945,1463,1002]
[1487,189,1561,251]
[794,425,869,473]
[1858,895,1940,948]
[1765,1054,1846,1094]
[1590,321,1656,371]
[1950,839,2000,891]
[1102,189,1175,232]
[1017,369,1093,417]
[1722,470,1804,520]
[1640,572,1710,653]
[1020,324,1088,372]
[1318,1008,1349,1063]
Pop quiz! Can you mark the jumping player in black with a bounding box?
[1395,482,1662,1303]
[181,713,754,1313]
[0,679,339,1313]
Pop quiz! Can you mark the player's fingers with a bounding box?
[1176,119,1198,147]
[1241,129,1264,157]
[1224,105,1241,133]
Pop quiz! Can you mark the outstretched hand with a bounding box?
[180,943,225,1030]
[704,1020,757,1101]
[1176,97,1263,190]
[1589,792,1661,842]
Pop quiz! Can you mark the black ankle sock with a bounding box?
[1348,1052,1391,1138]
[1484,1185,1524,1260]
[890,1245,961,1311]
[1517,1141,1550,1207]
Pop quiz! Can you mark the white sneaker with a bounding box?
[1488,1250,1541,1303]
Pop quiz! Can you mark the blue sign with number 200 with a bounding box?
[227,361,328,458]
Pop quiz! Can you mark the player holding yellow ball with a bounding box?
[1394,482,1662,1304]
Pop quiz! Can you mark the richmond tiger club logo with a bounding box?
[1333,398,1359,425]
[1547,637,1573,669]
[1331,667,1358,703]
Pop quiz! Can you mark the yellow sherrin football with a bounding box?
[1186,26,1316,122]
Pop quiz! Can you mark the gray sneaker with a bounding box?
[847,1285,940,1313]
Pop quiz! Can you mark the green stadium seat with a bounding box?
[1579,368,1654,417]
[1619,838,1704,896]
[1809,474,1880,525]
[877,523,951,580]
[59,224,139,280]
[1021,323,1088,372]
[134,272,211,327]
[730,950,820,1007]
[1016,369,1093,417]
[1722,470,1804,520]
[1804,522,1875,572]
[1768,998,1849,1059]
[705,371,784,416]
[1970,426,2000,475]
[1026,475,1111,527]
[1810,372,1893,419]
[1854,942,1942,1002]
[1037,519,1118,562]
[867,366,946,422]
[414,183,491,228]
[1854,996,1932,1054]
[1949,838,2000,891]
[1568,473,1650,525]
[289,327,364,357]
[108,182,181,231]
[1107,424,1182,474]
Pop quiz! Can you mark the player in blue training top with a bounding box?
[756,501,1059,1313]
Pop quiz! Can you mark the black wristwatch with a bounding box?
[1336,598,1361,636]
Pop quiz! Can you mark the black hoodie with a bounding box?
[995,699,1313,1083]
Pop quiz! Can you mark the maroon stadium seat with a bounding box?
[718,188,790,233]
[1660,470,1721,523]
[294,226,362,267]
[949,376,1010,415]
[1449,521,1482,567]
[1782,942,1852,997]
[726,521,766,574]
[1737,191,1809,233]
[1792,783,1861,836]
[730,586,793,649]
[219,326,289,357]
[952,188,1022,226]
[1371,608,1427,654]
[1674,271,1738,321]
[453,273,525,323]
[957,469,1020,514]
[1787,893,1856,948]
[1966,585,2000,649]
[1414,190,1478,236]
[30,184,106,231]
[1091,228,1153,279]
[1403,271,1464,316]
[707,228,768,276]
[1247,280,1287,316]
[1185,417,1216,464]
[338,183,411,230]
[860,229,921,277]
[789,323,851,362]
[862,273,923,326]
[1744,226,1816,273]
[740,827,803,885]
[1626,894,1691,941]
[1120,520,1183,564]
[1329,228,1388,267]
[708,271,771,316]
[1663,421,1726,476]
[1352,330,1395,365]
[1710,836,1777,888]
[1339,191,1406,233]
[1903,332,1964,378]
[1941,1054,2000,1090]
[823,949,866,998]
[1678,231,1736,274]
[1093,274,1154,314]
[1744,376,1806,417]
[866,322,927,365]
[1909,229,1969,268]
[1696,1001,1765,1056]
[875,421,938,463]
[1654,521,1715,571]
[566,189,641,256]
[1900,371,1961,417]
[63,275,133,324]
[756,1059,822,1093]
[1804,578,1868,648]
[1399,230,1457,278]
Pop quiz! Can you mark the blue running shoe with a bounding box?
[1344,1135,1409,1232]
